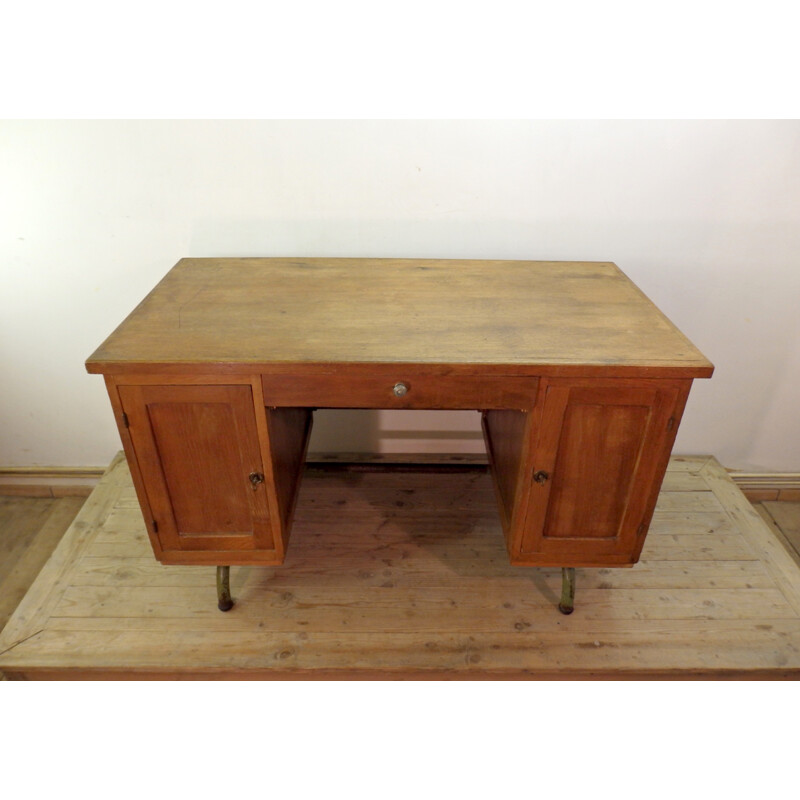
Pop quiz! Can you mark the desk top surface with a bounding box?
[86,258,713,376]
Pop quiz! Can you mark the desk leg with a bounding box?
[217,566,233,612]
[558,567,575,614]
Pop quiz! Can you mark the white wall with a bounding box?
[1,120,798,471]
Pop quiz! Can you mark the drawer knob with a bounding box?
[393,382,408,397]
[533,470,550,484]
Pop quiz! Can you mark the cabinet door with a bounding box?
[117,384,273,554]
[518,379,686,564]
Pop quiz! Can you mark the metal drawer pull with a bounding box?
[249,471,264,489]
[393,382,408,397]
[533,470,549,484]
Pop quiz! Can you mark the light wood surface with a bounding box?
[0,498,59,585]
[0,467,103,497]
[0,497,85,631]
[757,502,800,567]
[3,453,800,679]
[86,258,713,376]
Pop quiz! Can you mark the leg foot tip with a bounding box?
[218,600,234,612]
[558,603,574,615]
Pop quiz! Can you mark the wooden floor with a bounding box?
[2,453,800,679]
[756,502,800,569]
[0,496,85,635]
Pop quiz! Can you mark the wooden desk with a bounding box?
[86,258,713,613]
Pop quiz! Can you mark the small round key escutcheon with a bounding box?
[533,470,550,484]
[393,382,408,397]
[249,471,264,489]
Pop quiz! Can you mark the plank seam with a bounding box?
[0,629,45,659]
[754,505,800,571]
[700,458,800,617]
[6,454,800,677]
[0,464,125,649]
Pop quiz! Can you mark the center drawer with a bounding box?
[261,369,539,410]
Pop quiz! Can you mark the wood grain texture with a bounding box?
[0,453,125,652]
[266,407,313,545]
[2,454,800,680]
[0,498,57,584]
[515,378,690,565]
[117,384,274,556]
[482,410,530,538]
[0,498,84,630]
[700,462,800,617]
[262,370,540,409]
[85,258,713,376]
[85,259,713,570]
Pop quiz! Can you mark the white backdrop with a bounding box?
[1,120,798,471]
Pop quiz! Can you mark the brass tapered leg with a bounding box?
[558,567,575,615]
[217,566,233,612]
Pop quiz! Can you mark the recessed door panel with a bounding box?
[519,380,684,562]
[544,400,650,540]
[118,384,273,553]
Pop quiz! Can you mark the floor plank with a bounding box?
[0,498,85,630]
[0,498,56,585]
[702,462,800,616]
[3,454,800,679]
